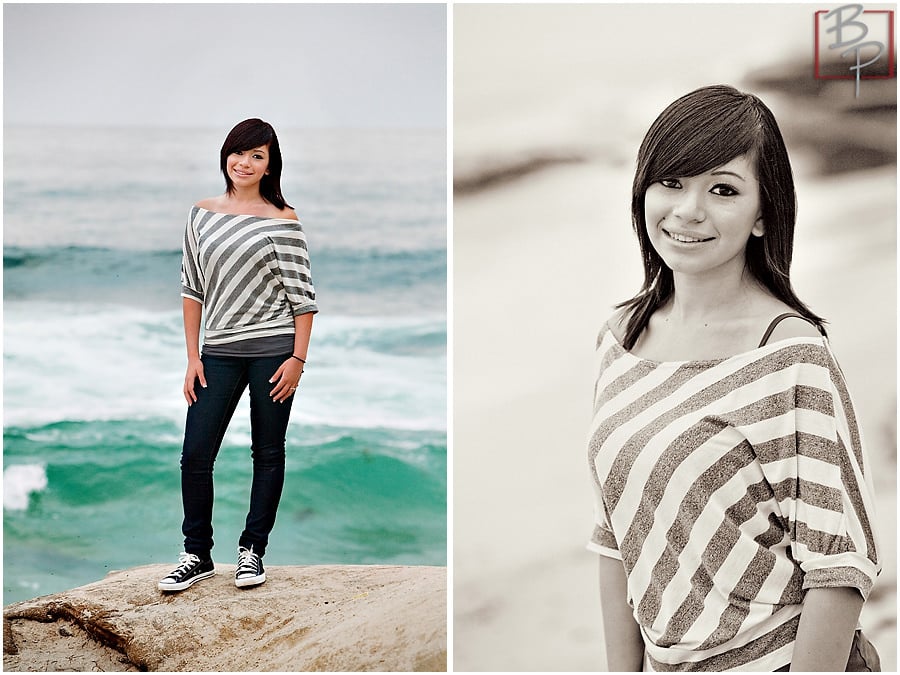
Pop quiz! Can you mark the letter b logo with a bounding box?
[815,4,894,95]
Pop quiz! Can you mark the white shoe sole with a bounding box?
[158,568,215,592]
[235,572,266,588]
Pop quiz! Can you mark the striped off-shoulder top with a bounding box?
[587,320,880,672]
[180,206,318,345]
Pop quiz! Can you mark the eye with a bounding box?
[659,178,681,189]
[253,154,264,160]
[710,183,739,197]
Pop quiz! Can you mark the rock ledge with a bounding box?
[3,564,446,672]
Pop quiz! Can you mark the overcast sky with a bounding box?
[3,3,446,129]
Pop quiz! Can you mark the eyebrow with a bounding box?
[710,170,746,181]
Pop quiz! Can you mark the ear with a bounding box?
[751,216,764,238]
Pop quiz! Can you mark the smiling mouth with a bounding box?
[663,228,714,244]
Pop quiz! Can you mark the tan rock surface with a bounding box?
[3,564,446,672]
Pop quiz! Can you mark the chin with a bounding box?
[663,254,749,279]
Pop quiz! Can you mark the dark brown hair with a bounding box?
[617,85,825,349]
[220,118,292,210]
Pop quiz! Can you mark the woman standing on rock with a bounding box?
[159,118,317,592]
[587,86,881,671]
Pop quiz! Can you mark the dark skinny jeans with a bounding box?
[180,352,293,560]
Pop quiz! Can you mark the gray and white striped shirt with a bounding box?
[588,321,880,671]
[181,206,317,345]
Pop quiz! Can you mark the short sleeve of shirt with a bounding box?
[270,221,317,316]
[181,208,204,303]
[753,346,880,599]
[587,326,623,560]
[587,479,622,560]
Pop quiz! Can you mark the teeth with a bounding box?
[667,230,707,243]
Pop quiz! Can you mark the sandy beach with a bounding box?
[452,4,896,671]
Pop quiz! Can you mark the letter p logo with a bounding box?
[815,4,895,96]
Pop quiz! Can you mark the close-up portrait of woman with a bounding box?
[588,84,881,672]
[453,3,895,672]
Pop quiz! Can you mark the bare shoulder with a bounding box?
[194,196,225,211]
[260,203,299,220]
[278,206,299,221]
[762,313,823,344]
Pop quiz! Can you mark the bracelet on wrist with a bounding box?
[291,355,306,364]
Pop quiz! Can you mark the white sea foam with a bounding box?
[3,464,48,510]
[3,303,187,428]
[3,302,446,432]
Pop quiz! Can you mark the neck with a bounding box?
[228,185,267,206]
[666,266,758,324]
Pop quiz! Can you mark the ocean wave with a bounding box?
[3,246,180,309]
[3,418,445,603]
[3,245,446,316]
[4,302,445,431]
[2,421,446,517]
[314,314,446,355]
[3,464,48,511]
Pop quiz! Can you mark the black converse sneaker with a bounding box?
[158,552,215,592]
[235,546,266,588]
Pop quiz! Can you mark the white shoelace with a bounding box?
[236,547,260,576]
[167,552,201,578]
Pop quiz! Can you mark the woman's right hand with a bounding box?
[183,356,207,405]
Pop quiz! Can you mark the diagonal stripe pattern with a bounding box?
[587,323,880,671]
[181,206,318,345]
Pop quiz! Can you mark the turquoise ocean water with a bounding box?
[3,126,447,605]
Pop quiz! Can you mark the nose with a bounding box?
[671,187,705,223]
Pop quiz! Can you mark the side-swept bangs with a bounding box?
[637,94,762,188]
[221,120,276,158]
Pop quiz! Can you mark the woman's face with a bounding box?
[644,154,763,279]
[227,144,270,191]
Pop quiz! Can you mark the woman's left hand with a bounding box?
[269,357,304,403]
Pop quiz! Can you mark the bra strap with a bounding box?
[758,313,820,348]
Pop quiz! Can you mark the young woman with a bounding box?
[159,118,317,592]
[587,86,881,671]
